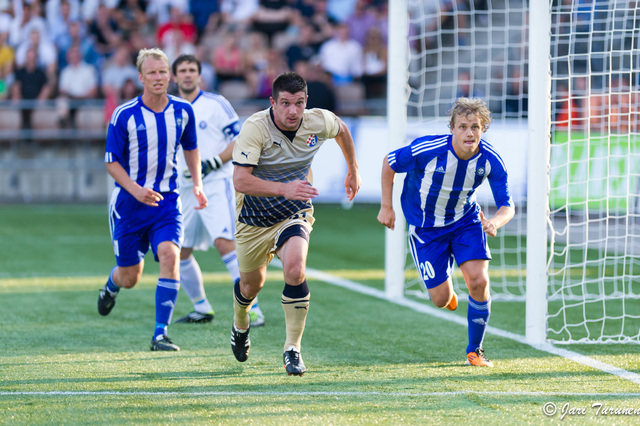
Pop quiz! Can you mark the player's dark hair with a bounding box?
[272,72,307,102]
[172,54,201,76]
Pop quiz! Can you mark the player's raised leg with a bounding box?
[460,259,493,367]
[98,262,144,315]
[277,234,310,376]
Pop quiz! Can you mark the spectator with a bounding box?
[373,1,388,43]
[15,29,58,83]
[456,69,484,99]
[243,31,269,79]
[327,0,357,22]
[0,31,14,99]
[250,0,295,47]
[57,44,98,128]
[101,45,139,99]
[246,47,287,98]
[157,6,197,49]
[87,4,121,59]
[157,7,198,63]
[344,0,377,47]
[306,0,336,44]
[318,22,362,86]
[554,81,583,130]
[146,0,190,26]
[194,44,216,91]
[120,77,141,100]
[9,1,47,48]
[212,31,246,83]
[11,45,52,129]
[219,0,260,32]
[56,20,99,69]
[113,0,150,36]
[284,22,319,69]
[504,67,528,118]
[293,0,315,20]
[189,0,219,37]
[294,59,336,111]
[361,26,386,99]
[47,0,79,47]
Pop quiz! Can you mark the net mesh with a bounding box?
[402,0,640,343]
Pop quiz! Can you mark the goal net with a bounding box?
[389,0,640,343]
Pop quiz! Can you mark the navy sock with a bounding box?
[282,280,310,299]
[106,267,120,294]
[466,295,491,354]
[155,278,180,339]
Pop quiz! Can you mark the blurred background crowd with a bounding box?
[0,0,390,130]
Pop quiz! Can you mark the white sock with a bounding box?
[180,256,211,313]
[221,250,241,283]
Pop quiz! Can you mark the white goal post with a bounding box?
[386,0,640,344]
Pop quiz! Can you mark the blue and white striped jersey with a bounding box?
[389,134,512,228]
[105,94,197,193]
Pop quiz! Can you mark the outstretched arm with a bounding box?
[334,118,361,201]
[233,165,319,200]
[377,156,396,230]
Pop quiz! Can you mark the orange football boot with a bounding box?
[445,292,458,311]
[466,348,494,367]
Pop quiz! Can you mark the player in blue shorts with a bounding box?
[98,48,208,352]
[377,97,515,367]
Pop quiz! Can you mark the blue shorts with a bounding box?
[109,188,183,267]
[408,212,491,289]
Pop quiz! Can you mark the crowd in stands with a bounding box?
[0,0,389,129]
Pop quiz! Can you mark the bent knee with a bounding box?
[283,266,305,285]
[467,275,488,290]
[429,293,449,308]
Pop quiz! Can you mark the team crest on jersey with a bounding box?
[199,121,207,129]
[176,117,183,127]
[305,135,317,147]
[476,167,485,176]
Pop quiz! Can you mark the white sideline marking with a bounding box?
[2,391,640,397]
[284,261,640,386]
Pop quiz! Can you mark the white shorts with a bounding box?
[180,177,236,251]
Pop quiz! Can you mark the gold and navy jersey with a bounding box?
[232,107,340,227]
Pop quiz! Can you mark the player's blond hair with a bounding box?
[448,97,492,132]
[136,48,170,73]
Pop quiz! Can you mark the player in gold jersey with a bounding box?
[230,71,361,375]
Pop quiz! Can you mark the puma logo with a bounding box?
[273,141,282,148]
[241,151,249,159]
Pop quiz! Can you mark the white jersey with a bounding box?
[177,90,240,187]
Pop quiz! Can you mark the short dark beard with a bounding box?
[180,86,197,96]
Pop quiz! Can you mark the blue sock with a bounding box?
[466,295,491,354]
[154,278,180,339]
[106,267,120,294]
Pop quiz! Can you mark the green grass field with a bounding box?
[1,203,640,424]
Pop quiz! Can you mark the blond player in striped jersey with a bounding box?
[230,71,361,375]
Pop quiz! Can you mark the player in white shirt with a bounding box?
[171,54,265,326]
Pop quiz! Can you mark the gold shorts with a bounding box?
[235,208,315,272]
